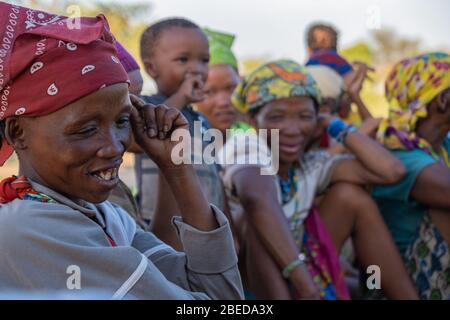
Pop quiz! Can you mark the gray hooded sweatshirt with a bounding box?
[0,180,243,300]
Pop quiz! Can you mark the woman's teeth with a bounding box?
[94,168,118,181]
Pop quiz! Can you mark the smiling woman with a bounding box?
[220,59,418,300]
[0,3,243,300]
[9,84,132,203]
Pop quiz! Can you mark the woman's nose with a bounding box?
[216,92,233,109]
[282,119,302,136]
[97,131,125,158]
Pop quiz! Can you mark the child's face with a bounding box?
[195,64,240,132]
[251,96,317,163]
[146,27,210,97]
[15,83,132,204]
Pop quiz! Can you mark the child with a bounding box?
[136,18,228,250]
[306,49,374,125]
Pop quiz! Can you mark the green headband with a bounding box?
[204,28,238,70]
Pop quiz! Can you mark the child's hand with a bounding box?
[165,74,205,108]
[344,63,375,100]
[175,73,206,105]
[130,94,190,169]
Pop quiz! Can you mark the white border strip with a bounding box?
[143,244,171,258]
[111,254,148,300]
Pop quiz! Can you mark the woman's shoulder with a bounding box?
[303,150,330,163]
[0,199,123,256]
[0,199,103,242]
[0,198,79,220]
[302,150,337,171]
[389,147,437,174]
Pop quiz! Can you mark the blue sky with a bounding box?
[141,0,449,63]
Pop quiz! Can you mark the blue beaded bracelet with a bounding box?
[327,118,348,139]
[336,125,357,143]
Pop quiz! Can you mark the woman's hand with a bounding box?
[131,94,218,231]
[290,265,321,300]
[129,94,189,170]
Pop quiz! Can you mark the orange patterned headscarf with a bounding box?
[232,59,321,113]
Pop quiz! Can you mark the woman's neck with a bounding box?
[417,119,449,152]
[278,162,293,180]
[18,164,83,205]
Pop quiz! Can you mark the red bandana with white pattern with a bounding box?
[0,2,129,165]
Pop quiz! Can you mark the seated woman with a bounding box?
[218,60,418,299]
[0,3,243,300]
[373,52,450,300]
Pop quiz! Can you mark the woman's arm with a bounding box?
[410,162,450,210]
[160,165,218,231]
[129,95,243,299]
[330,130,406,185]
[233,167,320,299]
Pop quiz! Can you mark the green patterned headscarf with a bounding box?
[232,59,321,113]
[204,28,238,70]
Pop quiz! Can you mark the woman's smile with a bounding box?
[279,142,303,155]
[87,161,122,190]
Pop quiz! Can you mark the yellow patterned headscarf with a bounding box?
[377,52,450,150]
[232,59,321,113]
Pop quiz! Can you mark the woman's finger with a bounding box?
[143,105,158,138]
[162,107,178,133]
[129,94,145,111]
[155,104,169,139]
[130,94,158,138]
[130,104,145,137]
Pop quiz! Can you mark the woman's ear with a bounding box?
[436,89,450,113]
[5,117,27,150]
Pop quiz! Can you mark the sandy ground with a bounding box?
[0,152,137,190]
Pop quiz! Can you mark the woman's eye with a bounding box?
[202,57,210,64]
[116,116,130,127]
[268,115,283,121]
[77,126,97,135]
[299,114,314,120]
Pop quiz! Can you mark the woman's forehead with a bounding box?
[208,65,239,82]
[265,96,315,111]
[32,84,131,125]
